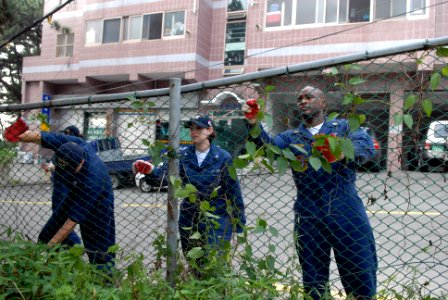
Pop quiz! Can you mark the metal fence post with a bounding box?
[166,78,181,287]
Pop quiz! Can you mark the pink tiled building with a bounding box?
[22,0,447,104]
[20,0,448,171]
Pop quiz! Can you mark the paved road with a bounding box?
[1,168,447,297]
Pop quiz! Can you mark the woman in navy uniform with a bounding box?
[4,122,116,267]
[243,86,377,299]
[133,115,246,273]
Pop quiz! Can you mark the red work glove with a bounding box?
[313,134,338,163]
[132,160,154,174]
[242,99,260,122]
[3,117,29,143]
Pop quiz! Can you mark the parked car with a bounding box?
[411,120,448,172]
[135,172,167,193]
[358,127,383,172]
[92,137,150,189]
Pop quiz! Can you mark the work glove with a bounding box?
[132,160,154,174]
[312,134,343,163]
[242,99,260,124]
[3,117,29,143]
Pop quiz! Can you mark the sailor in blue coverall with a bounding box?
[243,86,377,299]
[17,130,116,267]
[45,126,85,246]
[133,115,246,271]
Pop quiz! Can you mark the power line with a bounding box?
[0,0,75,49]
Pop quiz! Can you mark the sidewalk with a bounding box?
[10,162,51,185]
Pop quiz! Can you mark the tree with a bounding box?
[0,0,43,104]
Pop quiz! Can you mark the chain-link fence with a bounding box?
[1,37,448,298]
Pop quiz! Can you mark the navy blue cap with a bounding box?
[62,125,81,137]
[184,115,213,129]
[54,142,85,175]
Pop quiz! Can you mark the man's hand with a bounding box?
[133,160,154,174]
[3,117,29,143]
[242,99,260,124]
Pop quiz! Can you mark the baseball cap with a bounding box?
[62,125,81,137]
[54,142,85,175]
[184,115,214,129]
[298,86,324,100]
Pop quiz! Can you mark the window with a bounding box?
[156,121,192,144]
[85,112,107,140]
[123,16,142,41]
[266,0,426,28]
[224,22,246,66]
[86,20,102,44]
[86,10,185,45]
[143,13,163,40]
[228,0,247,12]
[164,11,185,37]
[56,33,74,57]
[103,18,121,43]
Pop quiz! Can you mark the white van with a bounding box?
[418,120,448,171]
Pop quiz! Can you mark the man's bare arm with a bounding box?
[47,218,77,246]
[18,131,41,143]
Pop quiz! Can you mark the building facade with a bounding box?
[21,0,448,168]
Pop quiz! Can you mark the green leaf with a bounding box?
[327,112,339,120]
[309,156,321,170]
[353,95,366,105]
[430,72,441,90]
[404,94,416,110]
[342,93,354,105]
[245,141,257,156]
[393,113,403,126]
[185,183,198,193]
[131,101,144,109]
[441,66,448,77]
[276,156,289,174]
[321,159,332,173]
[340,139,355,160]
[174,188,191,198]
[265,85,276,92]
[169,176,181,188]
[233,158,249,169]
[190,232,201,240]
[266,143,282,155]
[187,247,204,259]
[348,115,361,132]
[290,144,307,154]
[210,187,219,198]
[422,99,433,117]
[204,212,220,219]
[348,77,366,85]
[250,124,261,138]
[282,148,297,160]
[228,165,237,180]
[269,227,279,237]
[345,63,362,71]
[403,114,414,129]
[199,201,211,211]
[324,67,339,75]
[435,46,448,57]
[261,159,275,173]
[254,218,267,233]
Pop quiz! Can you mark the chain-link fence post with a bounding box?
[166,78,181,287]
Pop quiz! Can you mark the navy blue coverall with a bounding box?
[38,132,116,266]
[252,118,377,299]
[149,144,246,257]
